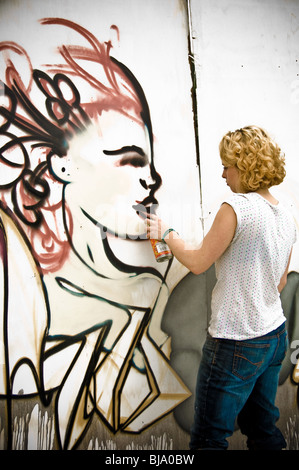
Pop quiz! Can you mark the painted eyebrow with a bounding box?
[103,145,145,156]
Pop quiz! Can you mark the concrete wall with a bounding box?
[0,0,298,450]
[164,0,299,449]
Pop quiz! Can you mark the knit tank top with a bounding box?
[209,192,297,340]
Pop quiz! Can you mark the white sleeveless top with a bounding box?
[209,192,297,340]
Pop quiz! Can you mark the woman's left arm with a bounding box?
[277,250,292,293]
[147,203,237,275]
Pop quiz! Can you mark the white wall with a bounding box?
[190,0,299,271]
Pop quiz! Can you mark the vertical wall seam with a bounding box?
[185,0,204,236]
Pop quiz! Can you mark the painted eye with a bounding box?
[103,146,148,168]
[114,155,147,168]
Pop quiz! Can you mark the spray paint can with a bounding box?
[150,239,173,263]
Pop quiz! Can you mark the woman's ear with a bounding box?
[49,154,72,183]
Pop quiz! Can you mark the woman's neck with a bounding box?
[255,188,279,205]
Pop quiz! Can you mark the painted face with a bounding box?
[222,164,243,193]
[56,111,156,238]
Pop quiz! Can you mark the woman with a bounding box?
[146,126,297,450]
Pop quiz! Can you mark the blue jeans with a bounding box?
[189,322,288,450]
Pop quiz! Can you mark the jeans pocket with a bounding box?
[232,342,270,380]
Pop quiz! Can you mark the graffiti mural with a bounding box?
[0,17,194,449]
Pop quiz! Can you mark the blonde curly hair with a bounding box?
[219,126,286,192]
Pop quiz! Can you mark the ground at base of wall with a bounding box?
[0,378,297,450]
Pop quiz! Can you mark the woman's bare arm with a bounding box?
[147,203,237,275]
[277,250,292,293]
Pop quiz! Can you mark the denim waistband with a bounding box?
[209,321,286,342]
[258,321,286,339]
